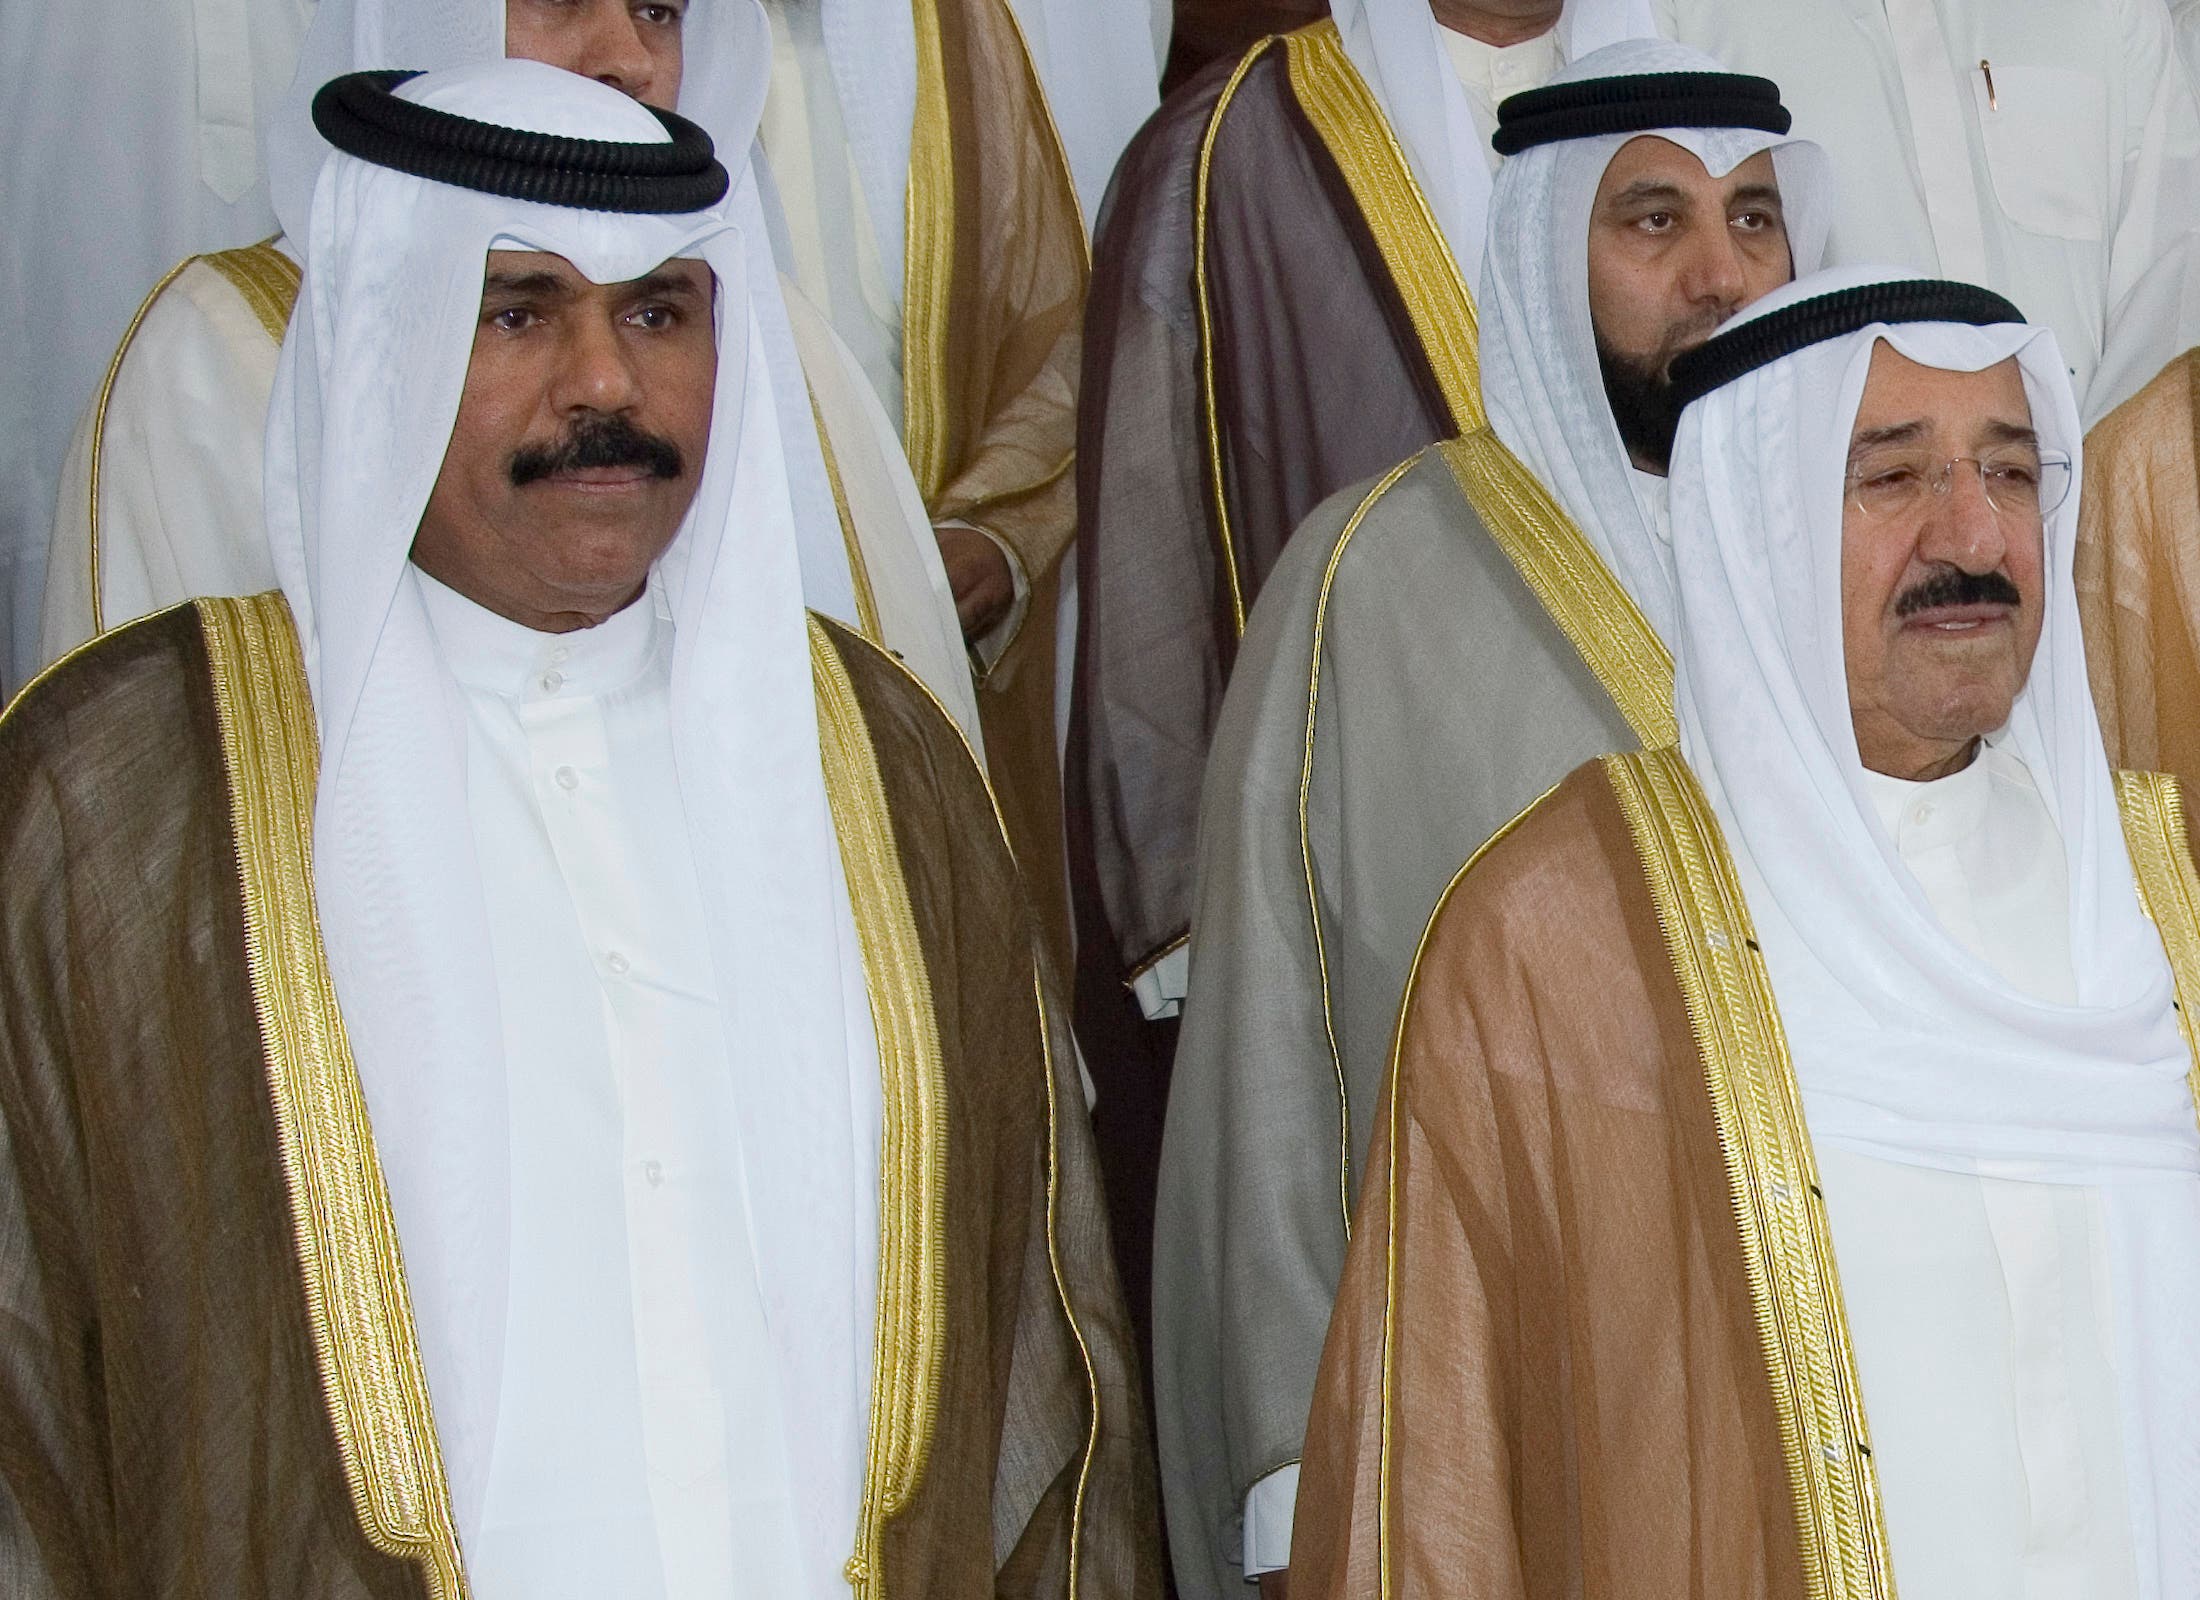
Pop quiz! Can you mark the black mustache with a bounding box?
[1895,567,2022,618]
[509,414,684,487]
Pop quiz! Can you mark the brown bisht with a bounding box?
[0,597,1161,1600]
[1294,749,2200,1599]
[906,0,1089,971]
[2078,346,2200,854]
[1065,17,1485,1329]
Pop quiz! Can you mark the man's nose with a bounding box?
[556,316,644,414]
[581,4,658,101]
[1918,463,2012,574]
[1678,223,1748,313]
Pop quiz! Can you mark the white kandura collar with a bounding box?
[413,561,667,700]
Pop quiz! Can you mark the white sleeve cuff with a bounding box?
[1128,939,1191,1022]
[1241,1463,1300,1580]
[942,520,1030,672]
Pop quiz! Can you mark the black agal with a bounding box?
[311,69,730,215]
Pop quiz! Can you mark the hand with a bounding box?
[1258,1572,1291,1600]
[935,522,1016,641]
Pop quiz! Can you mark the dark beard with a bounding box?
[1595,333,1685,475]
[508,412,684,487]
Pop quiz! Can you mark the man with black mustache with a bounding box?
[0,61,1161,1599]
[1296,267,2200,1598]
[1149,47,1836,1600]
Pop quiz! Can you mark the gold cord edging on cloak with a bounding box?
[1437,432,1677,746]
[1605,746,1894,1600]
[2113,769,2200,1112]
[1281,23,1483,435]
[1372,778,1556,1595]
[88,243,300,639]
[813,620,954,1599]
[199,592,469,1600]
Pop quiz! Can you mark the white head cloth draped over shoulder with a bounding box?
[1666,263,2200,1587]
[266,61,881,1598]
[1476,37,1834,646]
[1327,0,1656,296]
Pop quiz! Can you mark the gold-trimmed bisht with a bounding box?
[812,618,954,1600]
[1605,747,1894,1600]
[198,592,468,1599]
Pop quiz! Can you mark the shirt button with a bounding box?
[539,669,564,694]
[550,645,571,666]
[554,766,579,792]
[606,951,631,977]
[643,1159,664,1187]
[1913,801,1935,825]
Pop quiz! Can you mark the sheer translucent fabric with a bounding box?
[0,605,1163,1599]
[2077,347,2200,849]
[1294,765,1807,1599]
[924,0,1089,971]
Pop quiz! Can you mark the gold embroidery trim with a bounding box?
[901,0,957,500]
[1035,964,1103,1600]
[1284,21,1484,435]
[1438,433,1677,747]
[202,238,304,344]
[809,391,885,643]
[1373,778,1556,1597]
[88,242,299,639]
[196,594,466,1599]
[811,617,952,1600]
[2114,770,2200,1112]
[1298,453,1420,1233]
[87,256,196,638]
[1192,35,1281,638]
[1605,748,1892,1600]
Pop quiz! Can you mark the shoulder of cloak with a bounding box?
[0,603,227,866]
[2084,345,2200,485]
[1404,758,1665,1015]
[93,241,300,427]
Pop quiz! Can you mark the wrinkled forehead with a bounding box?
[1848,340,2039,452]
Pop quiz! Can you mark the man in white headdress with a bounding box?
[1663,0,2200,426]
[752,0,1088,967]
[1150,46,1833,1600]
[1065,0,1662,1384]
[0,61,1158,1600]
[1296,265,2200,1595]
[39,0,983,744]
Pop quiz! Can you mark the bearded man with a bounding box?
[1066,0,1663,1368]
[1297,266,2200,1595]
[0,61,1156,1600]
[40,0,985,746]
[1151,47,1831,1600]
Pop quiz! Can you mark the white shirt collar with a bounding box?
[1437,22,1563,101]
[413,563,667,700]
[1859,737,2013,852]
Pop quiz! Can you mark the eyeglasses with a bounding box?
[1844,447,2074,521]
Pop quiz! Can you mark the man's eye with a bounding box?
[1636,212,1676,233]
[1733,211,1773,232]
[636,1,682,22]
[631,304,677,330]
[1983,460,2041,490]
[1863,466,1922,492]
[490,307,536,332]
